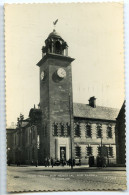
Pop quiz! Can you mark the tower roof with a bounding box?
[48,29,62,39]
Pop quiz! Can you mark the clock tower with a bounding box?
[37,29,75,162]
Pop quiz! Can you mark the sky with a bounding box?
[5,3,125,127]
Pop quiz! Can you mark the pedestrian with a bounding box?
[45,158,47,167]
[7,160,10,166]
[69,159,71,167]
[47,158,50,167]
[79,159,81,166]
[73,159,75,166]
[35,160,38,167]
[51,157,53,168]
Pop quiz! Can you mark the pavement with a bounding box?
[7,165,127,192]
[9,164,126,171]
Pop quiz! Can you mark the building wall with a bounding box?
[74,119,116,165]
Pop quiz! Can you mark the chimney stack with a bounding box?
[89,96,96,108]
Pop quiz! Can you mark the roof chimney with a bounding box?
[89,96,96,108]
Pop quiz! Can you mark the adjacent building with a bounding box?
[116,101,126,165]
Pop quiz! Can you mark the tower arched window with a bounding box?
[61,124,64,136]
[55,41,62,54]
[54,123,58,136]
[67,123,70,136]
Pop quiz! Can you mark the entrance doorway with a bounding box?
[60,147,66,161]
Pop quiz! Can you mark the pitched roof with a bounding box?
[73,103,119,121]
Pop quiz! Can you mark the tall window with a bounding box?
[97,125,102,138]
[87,146,93,156]
[75,146,81,158]
[86,124,92,138]
[97,146,102,156]
[55,41,62,54]
[67,123,70,136]
[54,124,58,136]
[74,123,80,137]
[108,147,113,157]
[61,124,64,136]
[107,126,112,138]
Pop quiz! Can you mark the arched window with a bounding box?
[55,41,62,54]
[86,124,92,138]
[108,146,113,157]
[61,124,64,136]
[107,126,112,138]
[97,146,102,156]
[86,146,93,156]
[74,123,80,137]
[75,146,81,158]
[54,124,58,136]
[97,125,102,138]
[67,123,70,136]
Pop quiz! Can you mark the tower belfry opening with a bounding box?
[42,29,68,57]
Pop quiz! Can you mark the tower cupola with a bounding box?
[42,29,68,57]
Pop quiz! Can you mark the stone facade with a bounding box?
[73,119,116,164]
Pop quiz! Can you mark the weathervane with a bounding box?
[53,19,58,30]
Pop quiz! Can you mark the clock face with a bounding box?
[41,71,44,80]
[57,68,66,78]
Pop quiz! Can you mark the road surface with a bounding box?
[7,166,126,192]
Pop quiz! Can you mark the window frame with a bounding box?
[86,146,93,156]
[60,123,65,136]
[107,126,112,139]
[108,146,113,158]
[75,146,81,158]
[53,123,58,136]
[66,123,70,136]
[74,122,81,137]
[96,124,102,138]
[86,124,92,138]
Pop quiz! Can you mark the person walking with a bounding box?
[51,157,53,168]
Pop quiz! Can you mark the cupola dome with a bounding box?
[48,29,62,39]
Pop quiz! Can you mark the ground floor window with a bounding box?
[75,146,81,158]
[86,146,93,156]
[97,146,102,156]
[108,146,113,157]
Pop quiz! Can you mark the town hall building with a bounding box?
[7,29,120,166]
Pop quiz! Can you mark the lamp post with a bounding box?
[69,93,73,169]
